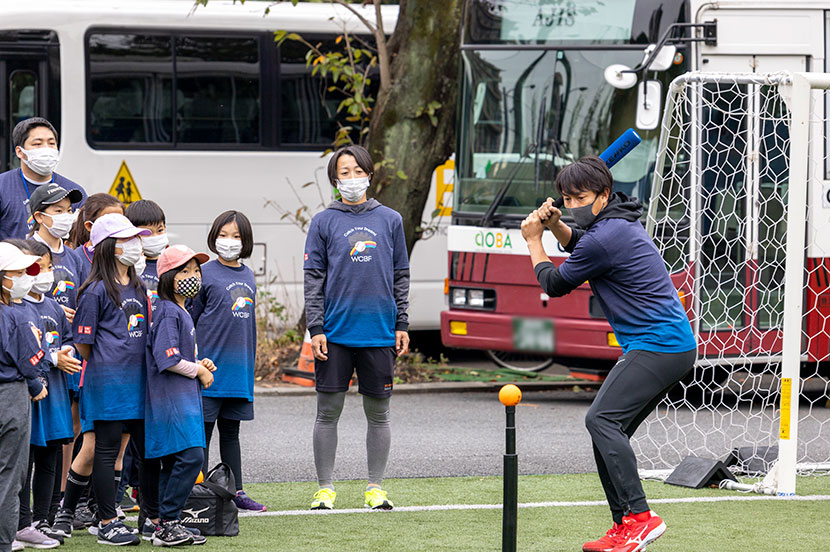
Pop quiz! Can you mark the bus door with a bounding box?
[696,55,807,358]
[0,31,60,172]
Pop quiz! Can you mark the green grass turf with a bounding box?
[60,474,830,551]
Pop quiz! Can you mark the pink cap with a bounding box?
[90,213,150,247]
[157,244,209,276]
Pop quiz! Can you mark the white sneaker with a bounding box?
[116,505,126,520]
[11,540,24,552]
[15,526,59,549]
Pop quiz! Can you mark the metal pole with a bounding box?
[503,405,517,552]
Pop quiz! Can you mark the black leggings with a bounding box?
[204,418,242,491]
[18,444,60,529]
[93,420,158,522]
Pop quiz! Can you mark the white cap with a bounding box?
[0,242,41,275]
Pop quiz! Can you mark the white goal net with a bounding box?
[633,72,830,494]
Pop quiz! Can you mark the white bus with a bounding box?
[0,0,449,329]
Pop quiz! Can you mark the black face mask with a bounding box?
[569,195,604,228]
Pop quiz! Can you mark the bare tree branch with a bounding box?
[331,0,376,33]
[330,0,390,93]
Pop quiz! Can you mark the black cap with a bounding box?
[29,182,83,215]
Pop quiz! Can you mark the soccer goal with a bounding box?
[633,71,830,496]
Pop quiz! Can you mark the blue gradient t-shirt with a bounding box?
[141,259,160,310]
[190,260,256,401]
[24,296,74,446]
[303,202,409,347]
[558,217,696,354]
[145,299,205,458]
[75,281,147,427]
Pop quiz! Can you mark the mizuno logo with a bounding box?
[182,507,209,518]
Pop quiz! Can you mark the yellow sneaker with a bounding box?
[311,488,336,510]
[364,487,394,510]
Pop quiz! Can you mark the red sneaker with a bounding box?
[611,511,666,552]
[582,522,625,552]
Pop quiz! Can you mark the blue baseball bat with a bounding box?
[599,128,642,169]
[551,128,642,208]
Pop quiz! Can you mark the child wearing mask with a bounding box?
[144,245,214,546]
[190,210,265,512]
[54,214,158,545]
[9,239,77,548]
[0,241,47,552]
[124,199,168,310]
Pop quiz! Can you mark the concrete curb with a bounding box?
[254,379,597,397]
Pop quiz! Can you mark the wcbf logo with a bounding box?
[122,298,145,338]
[181,506,210,524]
[51,267,76,305]
[344,226,379,263]
[226,282,255,319]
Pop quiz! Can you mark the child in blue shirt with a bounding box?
[125,199,168,310]
[9,239,77,545]
[0,241,47,552]
[145,244,214,545]
[190,210,264,511]
[54,214,156,545]
[303,145,410,511]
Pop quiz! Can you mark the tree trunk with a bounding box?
[367,0,464,256]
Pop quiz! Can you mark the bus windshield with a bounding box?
[454,0,688,223]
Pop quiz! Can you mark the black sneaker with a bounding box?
[33,520,65,545]
[52,508,74,538]
[75,504,96,527]
[140,518,156,541]
[152,520,193,547]
[96,520,140,546]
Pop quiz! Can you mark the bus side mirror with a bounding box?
[636,80,662,130]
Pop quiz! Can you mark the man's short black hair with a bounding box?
[12,117,58,149]
[125,199,166,227]
[555,156,613,197]
[207,210,254,259]
[326,145,374,187]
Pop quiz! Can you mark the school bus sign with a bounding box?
[108,161,142,205]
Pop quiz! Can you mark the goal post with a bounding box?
[636,71,830,495]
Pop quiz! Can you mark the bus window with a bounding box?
[87,33,174,145]
[175,36,260,145]
[278,37,377,147]
[9,70,38,169]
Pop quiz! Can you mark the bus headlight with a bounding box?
[449,287,496,310]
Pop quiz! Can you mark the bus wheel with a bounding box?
[486,350,554,372]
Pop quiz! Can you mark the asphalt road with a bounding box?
[211,390,599,485]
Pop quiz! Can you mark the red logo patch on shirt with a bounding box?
[78,325,92,335]
[304,252,309,261]
[165,347,180,358]
[29,350,44,366]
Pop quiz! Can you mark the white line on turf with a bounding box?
[124,493,830,520]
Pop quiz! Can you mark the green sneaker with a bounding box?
[311,488,336,510]
[364,487,394,510]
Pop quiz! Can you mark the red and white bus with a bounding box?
[441,0,830,376]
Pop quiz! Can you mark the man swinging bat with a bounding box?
[520,155,697,552]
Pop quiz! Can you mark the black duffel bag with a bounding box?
[181,463,239,536]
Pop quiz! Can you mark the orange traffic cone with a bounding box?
[281,329,316,386]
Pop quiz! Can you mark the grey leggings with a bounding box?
[313,392,391,488]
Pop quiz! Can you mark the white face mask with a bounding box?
[141,233,168,257]
[215,238,243,262]
[116,238,143,268]
[3,274,35,300]
[134,255,146,277]
[19,147,60,176]
[31,271,55,295]
[336,176,370,203]
[41,212,75,238]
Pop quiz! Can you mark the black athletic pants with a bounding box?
[204,419,242,491]
[18,444,60,529]
[93,420,158,522]
[585,349,696,524]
